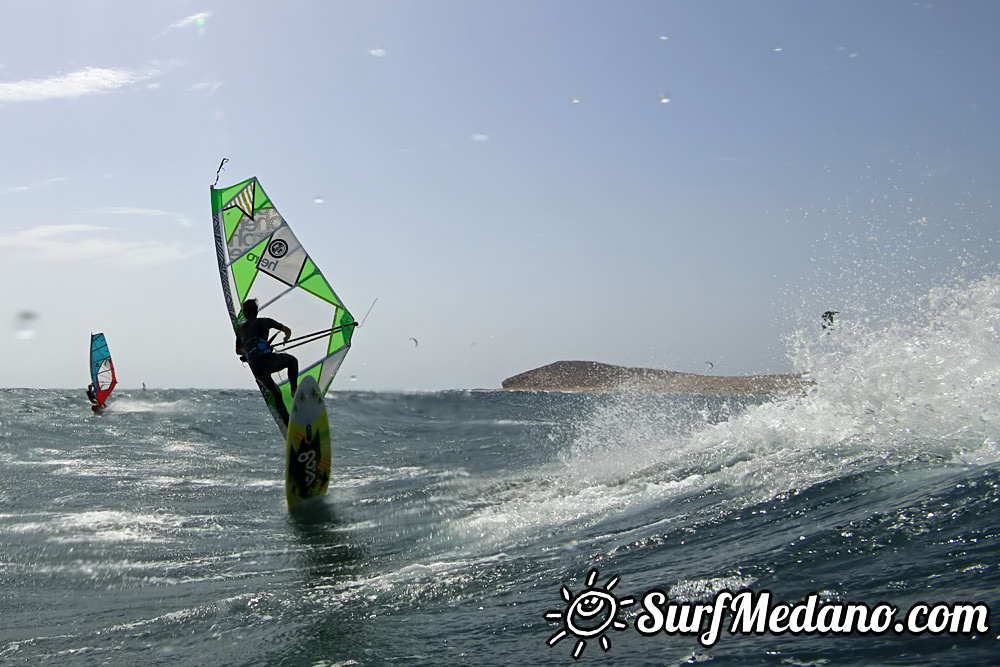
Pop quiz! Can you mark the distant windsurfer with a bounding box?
[86,384,98,406]
[235,298,299,425]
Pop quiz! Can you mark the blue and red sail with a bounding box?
[89,332,117,409]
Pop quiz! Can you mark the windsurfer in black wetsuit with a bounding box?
[235,298,299,426]
[86,384,98,406]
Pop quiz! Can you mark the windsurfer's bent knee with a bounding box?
[284,354,299,397]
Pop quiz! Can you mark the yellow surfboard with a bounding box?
[284,375,332,509]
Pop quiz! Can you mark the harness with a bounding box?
[245,337,273,362]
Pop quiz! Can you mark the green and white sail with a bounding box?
[210,176,356,433]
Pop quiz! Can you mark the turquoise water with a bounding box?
[2,277,999,665]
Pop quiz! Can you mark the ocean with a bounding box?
[2,278,999,666]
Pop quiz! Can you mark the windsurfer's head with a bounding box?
[243,298,259,319]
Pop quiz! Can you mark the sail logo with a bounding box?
[230,216,280,253]
[268,239,289,258]
[246,251,280,272]
[544,569,634,659]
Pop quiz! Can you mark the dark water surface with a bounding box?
[0,385,996,665]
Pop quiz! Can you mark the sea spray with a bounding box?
[462,272,1000,546]
[787,272,1000,464]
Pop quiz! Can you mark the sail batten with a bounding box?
[211,176,356,434]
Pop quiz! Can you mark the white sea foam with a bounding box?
[96,398,192,414]
[8,509,187,544]
[445,273,1000,554]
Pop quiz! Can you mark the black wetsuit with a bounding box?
[236,316,298,424]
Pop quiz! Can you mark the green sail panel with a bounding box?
[210,176,356,435]
[298,257,341,305]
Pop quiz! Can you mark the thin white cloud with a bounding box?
[13,223,108,237]
[82,206,193,228]
[0,67,159,103]
[471,133,490,142]
[0,177,67,196]
[368,48,388,58]
[0,224,197,266]
[190,80,223,95]
[166,12,212,32]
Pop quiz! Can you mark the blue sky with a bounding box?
[2,1,998,391]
